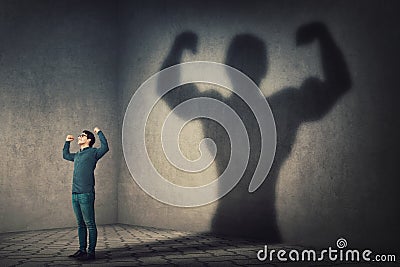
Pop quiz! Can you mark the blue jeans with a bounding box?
[72,192,97,254]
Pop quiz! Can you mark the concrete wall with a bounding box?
[0,0,119,232]
[117,0,400,250]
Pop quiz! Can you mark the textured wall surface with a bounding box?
[1,0,399,252]
[117,0,400,250]
[0,0,119,232]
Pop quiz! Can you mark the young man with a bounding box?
[63,127,109,261]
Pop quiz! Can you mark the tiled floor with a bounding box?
[0,224,398,266]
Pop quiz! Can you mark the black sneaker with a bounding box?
[68,250,87,258]
[78,252,95,261]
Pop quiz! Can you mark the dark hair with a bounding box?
[83,130,95,147]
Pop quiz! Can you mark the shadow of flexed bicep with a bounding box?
[158,31,226,120]
[267,22,352,158]
[295,22,352,121]
[157,31,200,113]
[160,31,198,71]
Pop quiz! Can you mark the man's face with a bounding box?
[77,133,90,146]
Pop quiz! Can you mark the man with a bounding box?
[63,127,109,261]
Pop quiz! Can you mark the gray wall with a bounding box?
[0,0,119,232]
[117,0,400,250]
[1,0,399,252]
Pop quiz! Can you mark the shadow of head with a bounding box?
[225,34,267,86]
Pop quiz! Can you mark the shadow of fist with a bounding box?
[174,31,198,54]
[296,22,328,46]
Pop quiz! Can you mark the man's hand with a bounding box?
[66,135,74,142]
[94,127,100,134]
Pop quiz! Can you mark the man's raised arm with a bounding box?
[94,127,109,160]
[63,135,76,161]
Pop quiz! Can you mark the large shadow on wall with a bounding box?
[159,22,351,242]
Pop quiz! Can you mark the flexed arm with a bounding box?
[63,135,76,162]
[94,127,109,160]
[160,31,198,70]
[296,22,352,121]
[158,31,198,109]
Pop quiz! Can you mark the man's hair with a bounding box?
[83,130,95,147]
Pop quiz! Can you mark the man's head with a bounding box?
[77,130,95,147]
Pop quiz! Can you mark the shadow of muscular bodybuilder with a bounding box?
[158,22,351,242]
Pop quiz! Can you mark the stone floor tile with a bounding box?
[0,258,22,266]
[168,258,206,266]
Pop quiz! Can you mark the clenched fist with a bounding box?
[66,135,74,142]
[94,127,100,134]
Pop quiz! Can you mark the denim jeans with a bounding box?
[72,192,97,254]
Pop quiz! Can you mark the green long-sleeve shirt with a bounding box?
[63,131,109,193]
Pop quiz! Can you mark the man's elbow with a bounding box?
[100,145,110,154]
[102,140,110,152]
